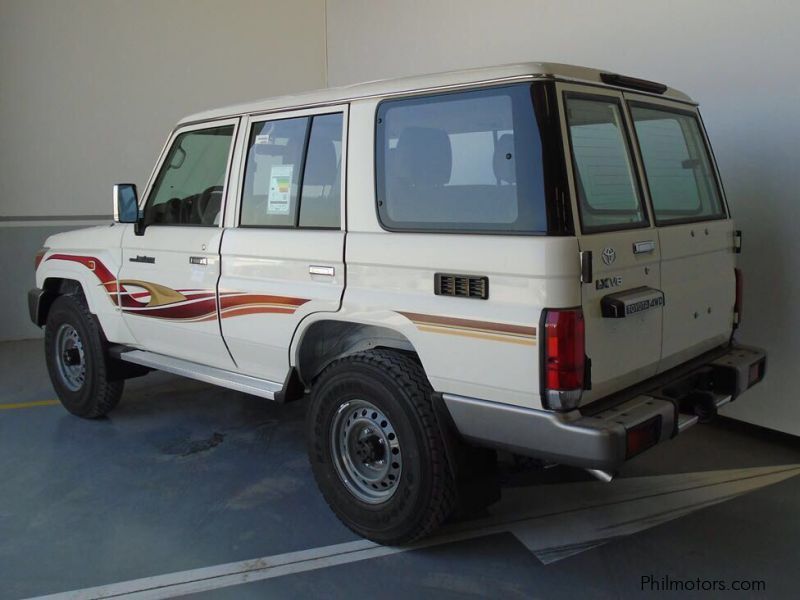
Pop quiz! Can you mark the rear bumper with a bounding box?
[444,343,767,471]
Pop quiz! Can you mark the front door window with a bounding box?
[144,125,235,227]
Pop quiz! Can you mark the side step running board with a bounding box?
[119,350,283,400]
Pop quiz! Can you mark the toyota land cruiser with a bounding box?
[28,63,767,544]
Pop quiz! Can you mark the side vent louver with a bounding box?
[434,273,489,300]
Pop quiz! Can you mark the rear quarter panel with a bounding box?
[344,233,579,408]
[341,100,580,410]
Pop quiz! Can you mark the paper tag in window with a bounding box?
[255,134,271,145]
[267,164,293,214]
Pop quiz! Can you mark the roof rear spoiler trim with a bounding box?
[600,72,668,94]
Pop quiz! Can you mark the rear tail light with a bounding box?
[541,308,585,411]
[733,268,743,327]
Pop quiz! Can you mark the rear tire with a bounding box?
[45,294,124,418]
[307,349,456,545]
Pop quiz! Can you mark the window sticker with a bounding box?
[267,164,293,214]
[255,134,271,145]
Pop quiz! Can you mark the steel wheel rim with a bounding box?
[54,323,86,392]
[330,399,402,504]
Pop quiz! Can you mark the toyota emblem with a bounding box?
[601,247,616,266]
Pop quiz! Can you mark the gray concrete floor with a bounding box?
[1,339,798,599]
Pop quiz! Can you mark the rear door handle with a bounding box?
[309,265,335,277]
[633,240,656,254]
[189,256,208,266]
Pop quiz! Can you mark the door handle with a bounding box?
[189,256,208,266]
[633,240,656,254]
[309,265,335,277]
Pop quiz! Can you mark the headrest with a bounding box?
[396,127,451,185]
[303,139,338,186]
[201,188,222,225]
[193,192,210,223]
[493,134,516,184]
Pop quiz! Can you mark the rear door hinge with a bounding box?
[734,230,742,254]
[580,250,593,284]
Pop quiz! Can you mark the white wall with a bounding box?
[0,0,326,339]
[1,0,327,219]
[326,0,800,434]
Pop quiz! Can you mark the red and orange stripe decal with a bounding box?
[45,254,308,322]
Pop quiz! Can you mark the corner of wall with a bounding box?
[323,0,330,88]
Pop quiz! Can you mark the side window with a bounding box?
[145,125,234,226]
[375,84,548,233]
[241,112,343,228]
[299,113,343,228]
[241,117,308,227]
[629,105,724,224]
[565,96,647,232]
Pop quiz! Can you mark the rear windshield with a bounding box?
[564,95,648,233]
[375,84,550,233]
[629,104,725,224]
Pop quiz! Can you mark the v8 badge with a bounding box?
[596,275,623,290]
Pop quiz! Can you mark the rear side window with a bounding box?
[299,113,343,228]
[241,117,308,227]
[375,84,548,233]
[630,104,724,224]
[565,96,647,232]
[241,113,342,228]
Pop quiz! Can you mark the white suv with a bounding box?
[29,63,766,544]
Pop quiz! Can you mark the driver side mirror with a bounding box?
[113,183,146,235]
[113,183,139,223]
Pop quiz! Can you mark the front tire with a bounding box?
[307,349,456,545]
[45,294,123,418]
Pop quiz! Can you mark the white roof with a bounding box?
[180,62,694,124]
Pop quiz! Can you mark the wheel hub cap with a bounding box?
[355,431,385,463]
[330,399,402,504]
[54,324,86,392]
[62,348,81,366]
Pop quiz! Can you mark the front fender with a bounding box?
[36,249,136,344]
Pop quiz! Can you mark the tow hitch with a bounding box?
[685,390,719,423]
[661,345,766,433]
